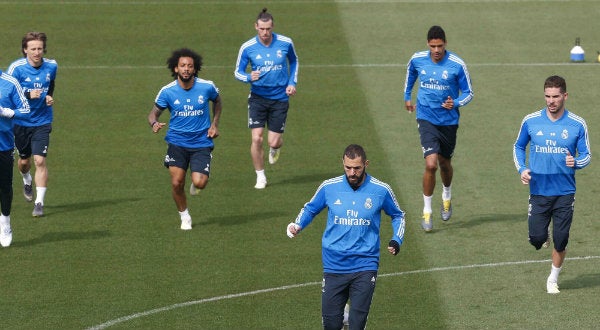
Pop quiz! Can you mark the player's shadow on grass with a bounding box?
[207,211,282,226]
[273,172,339,186]
[11,230,111,248]
[46,198,142,216]
[560,272,600,290]
[453,213,524,229]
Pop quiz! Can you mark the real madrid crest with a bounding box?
[364,198,372,209]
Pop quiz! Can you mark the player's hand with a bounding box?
[286,85,296,96]
[388,240,400,255]
[45,95,54,106]
[151,122,166,133]
[441,96,454,110]
[565,150,575,168]
[250,70,261,82]
[30,89,42,99]
[286,222,300,238]
[207,125,219,138]
[520,169,531,185]
[405,101,415,113]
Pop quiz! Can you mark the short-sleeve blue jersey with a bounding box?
[154,77,220,149]
[294,174,405,274]
[404,50,473,126]
[0,72,30,151]
[234,33,298,101]
[7,57,57,127]
[513,109,591,196]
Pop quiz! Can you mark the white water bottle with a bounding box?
[570,37,585,62]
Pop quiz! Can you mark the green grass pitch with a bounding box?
[0,1,599,329]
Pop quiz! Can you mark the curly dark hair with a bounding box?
[166,48,202,79]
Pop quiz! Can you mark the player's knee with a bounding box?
[529,234,547,250]
[425,162,438,172]
[553,230,569,252]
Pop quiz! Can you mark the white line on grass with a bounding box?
[86,255,600,330]
[0,0,575,4]
[62,62,598,70]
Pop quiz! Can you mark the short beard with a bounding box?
[347,171,366,190]
[179,73,194,83]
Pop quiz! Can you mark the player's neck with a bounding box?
[27,59,42,68]
[178,78,195,90]
[546,108,565,122]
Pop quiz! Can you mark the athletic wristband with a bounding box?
[388,240,400,255]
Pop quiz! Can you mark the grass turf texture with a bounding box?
[0,0,600,329]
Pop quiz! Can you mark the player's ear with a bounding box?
[364,160,369,168]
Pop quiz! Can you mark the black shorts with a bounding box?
[528,194,574,252]
[417,119,457,159]
[247,93,288,133]
[163,144,213,176]
[14,124,52,158]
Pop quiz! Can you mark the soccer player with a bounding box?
[0,70,31,247]
[7,32,58,217]
[287,144,405,330]
[403,25,474,232]
[234,7,299,189]
[513,75,591,294]
[148,48,222,230]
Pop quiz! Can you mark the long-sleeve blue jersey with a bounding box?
[154,77,220,149]
[7,57,57,127]
[0,72,30,151]
[294,174,405,274]
[513,109,591,196]
[404,50,473,126]
[234,33,298,101]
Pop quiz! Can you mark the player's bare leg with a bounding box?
[251,127,267,188]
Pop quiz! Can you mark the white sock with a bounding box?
[423,195,433,214]
[35,187,47,205]
[0,214,10,226]
[256,169,266,180]
[179,208,191,220]
[548,264,561,283]
[22,171,32,185]
[442,185,452,201]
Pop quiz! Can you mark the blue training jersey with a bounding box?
[404,50,473,126]
[0,72,30,151]
[513,109,591,196]
[154,77,220,148]
[234,33,299,101]
[7,57,57,127]
[294,174,405,274]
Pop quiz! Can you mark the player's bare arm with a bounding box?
[148,105,166,133]
[208,96,222,138]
